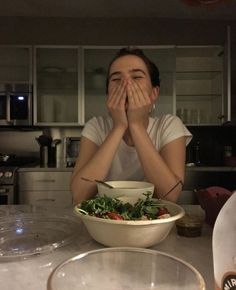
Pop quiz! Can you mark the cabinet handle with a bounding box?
[0,188,8,193]
[36,198,56,202]
[35,179,55,183]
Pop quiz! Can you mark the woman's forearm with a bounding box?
[129,125,185,202]
[71,126,125,203]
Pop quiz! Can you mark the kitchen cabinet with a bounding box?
[176,45,228,125]
[0,46,32,85]
[33,46,83,126]
[143,47,175,117]
[83,47,115,122]
[29,42,232,126]
[18,171,73,206]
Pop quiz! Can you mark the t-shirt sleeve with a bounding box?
[81,117,104,146]
[159,115,192,149]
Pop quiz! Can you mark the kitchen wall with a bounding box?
[0,127,82,163]
[0,17,236,162]
[0,129,42,156]
[0,17,235,45]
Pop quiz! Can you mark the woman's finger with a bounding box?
[132,80,150,105]
[128,79,142,106]
[127,81,136,106]
[108,79,126,108]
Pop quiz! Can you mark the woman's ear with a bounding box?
[150,86,160,103]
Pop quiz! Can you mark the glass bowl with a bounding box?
[47,247,206,290]
[0,211,80,259]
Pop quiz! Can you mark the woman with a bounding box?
[71,47,192,203]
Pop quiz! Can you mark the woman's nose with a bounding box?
[123,76,131,83]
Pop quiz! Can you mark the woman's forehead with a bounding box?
[109,55,148,75]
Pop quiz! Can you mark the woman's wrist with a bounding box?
[128,121,148,134]
[109,126,126,141]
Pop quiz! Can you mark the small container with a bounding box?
[176,214,204,237]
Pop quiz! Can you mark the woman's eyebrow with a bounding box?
[130,69,147,75]
[109,71,121,79]
[109,68,147,79]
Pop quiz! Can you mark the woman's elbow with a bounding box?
[70,178,80,204]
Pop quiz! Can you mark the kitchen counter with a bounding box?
[18,165,236,172]
[0,205,213,290]
[18,166,74,172]
[186,166,236,172]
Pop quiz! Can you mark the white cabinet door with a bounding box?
[20,190,72,206]
[0,46,32,84]
[19,171,72,190]
[175,46,225,125]
[18,171,73,206]
[83,47,118,122]
[143,47,175,117]
[34,46,82,126]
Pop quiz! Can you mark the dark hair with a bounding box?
[106,47,160,94]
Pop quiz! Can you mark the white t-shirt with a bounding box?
[82,114,192,181]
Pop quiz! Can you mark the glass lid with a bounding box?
[0,206,80,259]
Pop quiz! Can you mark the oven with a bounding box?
[0,155,39,205]
[0,167,18,205]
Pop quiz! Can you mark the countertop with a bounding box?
[18,165,236,172]
[0,205,213,290]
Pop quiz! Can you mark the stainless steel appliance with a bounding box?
[0,167,18,204]
[64,137,80,167]
[0,155,39,204]
[0,83,33,126]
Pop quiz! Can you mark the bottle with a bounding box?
[193,141,201,166]
[40,146,48,167]
[224,145,232,166]
[212,191,236,290]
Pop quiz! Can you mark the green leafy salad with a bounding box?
[76,193,170,221]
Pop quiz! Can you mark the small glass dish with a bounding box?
[176,214,204,237]
[0,212,80,260]
[47,247,206,290]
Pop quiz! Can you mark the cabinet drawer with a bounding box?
[19,190,72,206]
[18,172,72,190]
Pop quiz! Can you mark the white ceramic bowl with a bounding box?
[74,198,185,248]
[97,180,155,199]
[47,247,206,290]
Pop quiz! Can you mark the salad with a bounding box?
[75,193,171,221]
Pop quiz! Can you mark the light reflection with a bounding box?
[39,262,52,269]
[16,228,23,234]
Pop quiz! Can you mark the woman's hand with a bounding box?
[107,79,128,131]
[126,79,152,128]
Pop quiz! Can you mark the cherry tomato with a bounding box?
[107,212,124,220]
[157,207,169,217]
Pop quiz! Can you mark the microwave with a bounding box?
[0,83,32,126]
